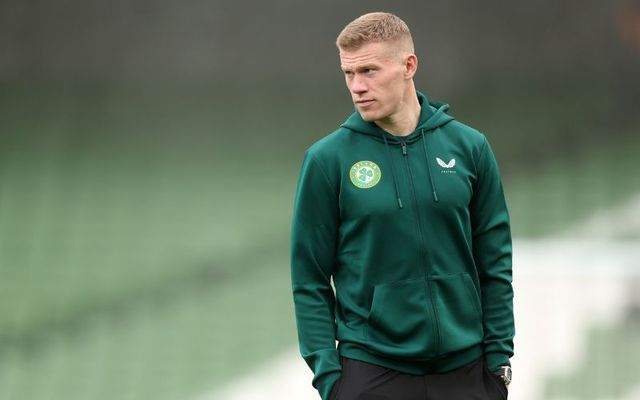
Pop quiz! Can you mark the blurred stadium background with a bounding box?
[1,1,639,399]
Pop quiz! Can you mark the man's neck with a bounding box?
[375,91,421,137]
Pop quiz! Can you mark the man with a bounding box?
[290,12,514,400]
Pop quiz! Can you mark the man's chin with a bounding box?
[357,110,377,122]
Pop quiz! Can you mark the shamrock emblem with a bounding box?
[358,167,373,182]
[349,161,381,189]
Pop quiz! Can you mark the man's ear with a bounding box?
[404,54,418,79]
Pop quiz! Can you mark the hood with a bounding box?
[340,91,453,208]
[340,91,454,144]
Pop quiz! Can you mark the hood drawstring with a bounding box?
[420,129,440,203]
[381,134,404,209]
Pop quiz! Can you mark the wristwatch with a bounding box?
[495,366,512,387]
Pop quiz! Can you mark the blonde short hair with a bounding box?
[336,12,414,53]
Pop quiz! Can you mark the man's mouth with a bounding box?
[356,99,375,107]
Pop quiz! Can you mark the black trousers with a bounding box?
[329,356,508,400]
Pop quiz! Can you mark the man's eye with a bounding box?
[364,69,375,75]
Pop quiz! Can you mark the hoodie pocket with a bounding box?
[431,273,484,355]
[365,278,436,358]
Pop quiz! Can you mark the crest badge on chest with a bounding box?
[349,160,381,189]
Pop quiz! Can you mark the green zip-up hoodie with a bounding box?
[291,91,514,400]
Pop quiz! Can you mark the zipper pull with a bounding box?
[401,141,407,156]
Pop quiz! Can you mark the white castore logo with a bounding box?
[436,157,456,168]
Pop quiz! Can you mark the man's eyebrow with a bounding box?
[341,64,377,72]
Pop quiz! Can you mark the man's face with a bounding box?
[339,41,411,124]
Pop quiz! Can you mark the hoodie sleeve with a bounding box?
[470,136,515,372]
[290,150,341,400]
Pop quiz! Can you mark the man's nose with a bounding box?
[350,75,367,94]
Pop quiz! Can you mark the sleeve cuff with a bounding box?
[484,351,510,372]
[316,370,341,400]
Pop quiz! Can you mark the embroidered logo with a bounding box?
[436,157,457,174]
[349,160,381,189]
[436,157,456,168]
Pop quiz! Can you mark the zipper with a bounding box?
[399,139,441,356]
